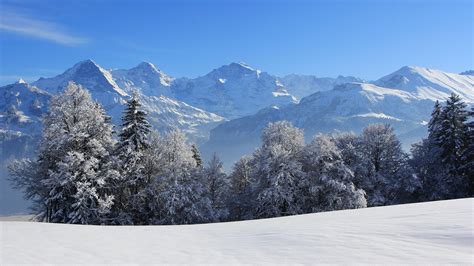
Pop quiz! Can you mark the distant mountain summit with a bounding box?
[375,66,474,102]
[171,62,298,118]
[29,60,224,141]
[111,62,174,97]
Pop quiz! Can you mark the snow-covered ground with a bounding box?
[1,199,472,264]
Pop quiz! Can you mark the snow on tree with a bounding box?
[156,129,215,224]
[228,155,255,221]
[191,144,203,168]
[410,101,446,200]
[358,124,419,206]
[436,94,470,198]
[110,92,152,224]
[9,82,115,224]
[252,121,305,218]
[300,134,366,213]
[462,107,474,196]
[202,153,230,220]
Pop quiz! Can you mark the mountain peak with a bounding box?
[16,78,27,84]
[135,61,160,72]
[208,62,261,79]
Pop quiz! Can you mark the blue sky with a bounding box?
[0,0,472,85]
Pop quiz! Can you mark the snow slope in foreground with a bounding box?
[1,199,472,264]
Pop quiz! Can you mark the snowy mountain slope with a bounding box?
[0,81,51,215]
[111,62,174,97]
[139,95,225,141]
[204,82,435,165]
[0,80,50,135]
[33,59,128,110]
[171,62,298,118]
[1,198,472,264]
[30,60,224,141]
[281,74,363,98]
[374,66,474,103]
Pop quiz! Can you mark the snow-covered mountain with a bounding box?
[280,74,363,99]
[31,60,224,140]
[374,66,474,103]
[0,80,52,215]
[171,62,298,119]
[204,66,474,165]
[111,62,174,97]
[0,79,50,135]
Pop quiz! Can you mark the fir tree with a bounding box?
[191,144,203,168]
[437,93,469,198]
[111,92,152,224]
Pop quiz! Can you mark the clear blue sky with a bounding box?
[0,0,472,85]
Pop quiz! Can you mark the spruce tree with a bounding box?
[112,92,151,224]
[191,144,203,168]
[437,93,469,198]
[463,108,474,196]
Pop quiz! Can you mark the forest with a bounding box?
[8,82,474,225]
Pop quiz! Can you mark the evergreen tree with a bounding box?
[410,101,446,200]
[437,94,469,198]
[191,144,203,168]
[462,108,474,196]
[111,92,151,224]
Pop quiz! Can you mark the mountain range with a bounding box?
[1,60,473,214]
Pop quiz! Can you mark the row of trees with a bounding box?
[9,83,473,225]
[410,94,473,200]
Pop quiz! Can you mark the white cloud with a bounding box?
[0,11,88,46]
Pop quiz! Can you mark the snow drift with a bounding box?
[1,198,472,264]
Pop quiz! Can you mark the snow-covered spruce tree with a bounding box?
[462,107,474,196]
[436,94,470,198]
[358,124,419,206]
[156,129,215,224]
[9,82,115,224]
[410,101,446,200]
[202,153,230,220]
[300,134,366,213]
[227,155,255,221]
[252,121,306,218]
[191,144,203,168]
[111,92,151,224]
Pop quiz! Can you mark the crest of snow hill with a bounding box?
[1,61,473,166]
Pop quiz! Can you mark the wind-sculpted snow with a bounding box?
[1,199,472,264]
